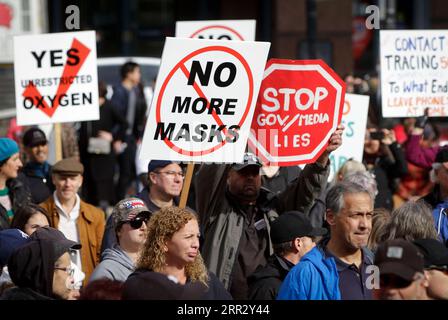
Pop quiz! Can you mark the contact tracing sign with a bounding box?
[380,30,448,117]
[14,31,99,125]
[248,59,346,166]
[175,20,256,41]
[139,37,270,163]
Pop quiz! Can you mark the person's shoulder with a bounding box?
[80,200,105,219]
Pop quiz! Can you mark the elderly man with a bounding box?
[90,198,149,282]
[423,147,448,246]
[40,158,105,282]
[322,181,374,300]
[374,239,429,300]
[196,126,343,299]
[19,128,54,204]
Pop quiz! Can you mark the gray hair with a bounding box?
[343,171,378,200]
[326,181,373,214]
[382,200,439,242]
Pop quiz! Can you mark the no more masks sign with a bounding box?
[139,37,270,163]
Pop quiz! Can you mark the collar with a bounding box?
[274,254,295,272]
[323,246,371,272]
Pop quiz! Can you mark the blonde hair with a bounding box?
[137,206,209,286]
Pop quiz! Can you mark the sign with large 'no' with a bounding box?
[14,31,99,125]
[140,37,270,163]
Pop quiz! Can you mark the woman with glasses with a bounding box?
[127,206,232,300]
[89,198,149,282]
[1,227,81,300]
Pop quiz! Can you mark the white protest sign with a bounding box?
[14,31,99,125]
[380,30,448,118]
[140,37,270,163]
[175,20,256,41]
[328,93,369,181]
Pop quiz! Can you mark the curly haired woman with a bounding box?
[126,206,232,300]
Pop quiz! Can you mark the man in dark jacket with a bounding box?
[196,125,344,299]
[111,62,147,201]
[248,211,327,300]
[19,128,54,204]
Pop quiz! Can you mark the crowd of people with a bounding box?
[0,62,447,301]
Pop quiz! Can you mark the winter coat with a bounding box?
[195,161,330,289]
[277,246,340,300]
[0,178,31,231]
[247,255,294,300]
[89,244,134,282]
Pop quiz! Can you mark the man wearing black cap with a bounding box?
[414,238,448,300]
[19,127,54,204]
[248,211,327,300]
[196,125,343,299]
[374,239,429,300]
[422,147,448,246]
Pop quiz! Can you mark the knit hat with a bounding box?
[0,138,19,162]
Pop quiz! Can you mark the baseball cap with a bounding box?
[0,229,30,267]
[52,158,84,176]
[270,211,327,244]
[22,127,48,148]
[231,152,262,171]
[112,198,150,229]
[413,238,448,269]
[30,226,81,258]
[122,271,207,300]
[375,239,424,281]
[147,160,174,173]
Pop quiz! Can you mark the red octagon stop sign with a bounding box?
[248,59,346,166]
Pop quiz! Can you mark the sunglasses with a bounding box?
[124,216,149,229]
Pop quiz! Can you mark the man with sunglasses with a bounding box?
[101,160,183,252]
[90,198,149,282]
[19,128,54,204]
[374,239,430,300]
[414,238,448,300]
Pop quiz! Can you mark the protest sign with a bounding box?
[139,37,270,163]
[380,30,448,117]
[175,20,256,41]
[248,59,346,166]
[14,30,99,125]
[328,93,369,181]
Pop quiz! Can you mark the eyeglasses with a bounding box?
[154,170,185,179]
[54,266,75,278]
[125,216,149,229]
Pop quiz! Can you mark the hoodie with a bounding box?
[277,247,341,300]
[89,244,134,283]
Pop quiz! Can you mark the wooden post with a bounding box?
[54,123,63,162]
[179,162,195,209]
